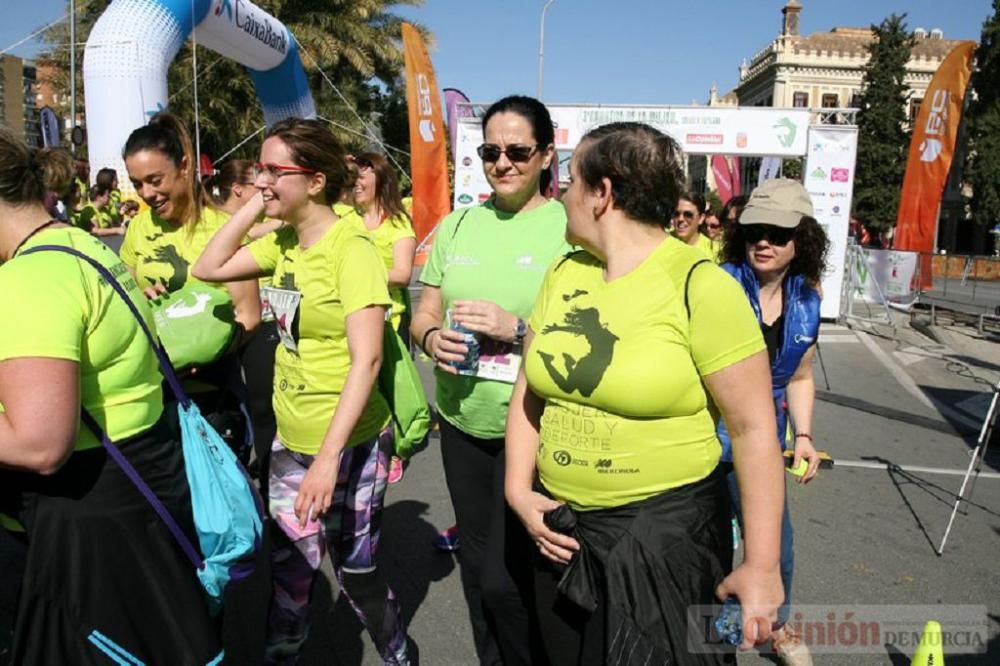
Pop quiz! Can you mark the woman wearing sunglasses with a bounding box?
[671,191,718,260]
[717,178,829,666]
[193,118,409,665]
[506,122,784,664]
[410,95,571,665]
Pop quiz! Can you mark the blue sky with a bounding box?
[3,0,993,106]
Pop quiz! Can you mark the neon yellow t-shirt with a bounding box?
[343,210,417,330]
[525,236,765,510]
[120,206,231,294]
[332,202,355,217]
[248,221,392,454]
[0,227,163,453]
[76,203,114,230]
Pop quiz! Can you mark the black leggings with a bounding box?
[240,320,279,487]
[438,418,544,666]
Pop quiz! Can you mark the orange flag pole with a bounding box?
[894,41,976,289]
[401,23,451,265]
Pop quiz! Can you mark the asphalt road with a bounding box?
[265,321,996,666]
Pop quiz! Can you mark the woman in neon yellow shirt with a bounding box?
[0,129,221,664]
[193,119,409,665]
[506,122,785,664]
[121,113,261,464]
[350,152,417,341]
[672,191,719,261]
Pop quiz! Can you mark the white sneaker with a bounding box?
[772,625,813,666]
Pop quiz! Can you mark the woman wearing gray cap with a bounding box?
[717,178,830,666]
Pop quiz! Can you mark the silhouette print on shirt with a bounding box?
[140,241,189,292]
[537,306,619,398]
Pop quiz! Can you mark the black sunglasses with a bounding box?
[743,224,795,246]
[477,143,542,163]
[672,209,698,221]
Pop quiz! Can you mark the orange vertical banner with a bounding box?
[894,41,976,287]
[402,23,451,265]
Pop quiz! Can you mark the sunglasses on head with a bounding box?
[477,143,542,163]
[672,209,698,221]
[743,224,795,246]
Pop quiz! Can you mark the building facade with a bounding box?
[713,0,979,252]
[0,55,41,147]
[725,0,963,120]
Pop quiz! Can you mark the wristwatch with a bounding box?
[514,318,527,344]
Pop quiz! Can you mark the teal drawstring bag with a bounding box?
[25,245,264,615]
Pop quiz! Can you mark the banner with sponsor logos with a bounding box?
[454,117,494,209]
[894,41,976,289]
[852,248,920,310]
[545,105,811,156]
[803,126,859,319]
[402,22,451,264]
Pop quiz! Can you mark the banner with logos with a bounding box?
[454,117,494,209]
[803,126,859,319]
[853,248,920,309]
[545,105,811,157]
[894,41,976,288]
[402,22,451,263]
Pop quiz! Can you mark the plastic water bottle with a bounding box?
[714,598,743,646]
[447,319,479,373]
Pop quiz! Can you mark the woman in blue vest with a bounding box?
[717,178,829,666]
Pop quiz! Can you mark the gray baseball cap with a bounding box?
[740,179,814,228]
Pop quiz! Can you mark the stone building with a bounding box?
[722,0,963,119]
[711,0,980,252]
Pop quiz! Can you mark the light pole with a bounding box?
[537,0,556,100]
[69,0,76,155]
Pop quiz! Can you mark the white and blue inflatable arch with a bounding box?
[84,0,316,187]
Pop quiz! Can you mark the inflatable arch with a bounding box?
[84,0,316,187]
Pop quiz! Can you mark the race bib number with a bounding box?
[261,286,302,353]
[469,339,522,384]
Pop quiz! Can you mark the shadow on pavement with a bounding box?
[301,499,455,665]
[862,456,1000,556]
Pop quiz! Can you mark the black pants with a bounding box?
[439,418,544,666]
[533,552,605,666]
[240,320,279,489]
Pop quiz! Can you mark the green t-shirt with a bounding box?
[0,227,163,453]
[525,237,765,510]
[344,210,417,330]
[420,199,572,439]
[120,206,231,294]
[248,221,392,455]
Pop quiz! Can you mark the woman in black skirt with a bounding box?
[0,130,221,664]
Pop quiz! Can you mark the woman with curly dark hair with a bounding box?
[717,178,830,666]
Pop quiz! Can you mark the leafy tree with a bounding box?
[853,14,914,233]
[38,0,425,172]
[967,0,1000,228]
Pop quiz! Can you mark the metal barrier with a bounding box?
[918,253,1000,333]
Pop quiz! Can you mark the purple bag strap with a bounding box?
[23,245,204,570]
[23,244,190,408]
[80,411,204,570]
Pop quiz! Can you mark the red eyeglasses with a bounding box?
[253,162,317,182]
